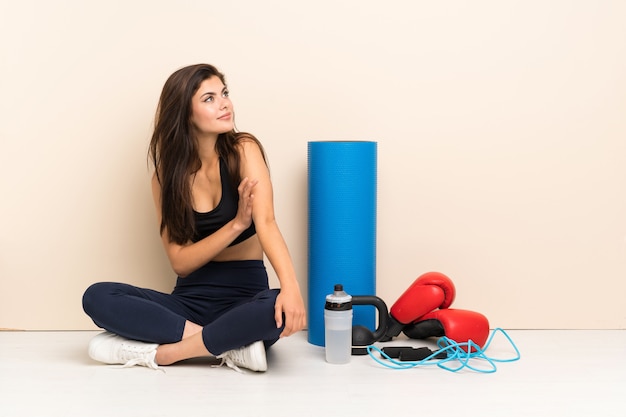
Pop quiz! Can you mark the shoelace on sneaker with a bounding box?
[117,343,160,371]
[214,351,245,373]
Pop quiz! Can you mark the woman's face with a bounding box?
[190,76,234,137]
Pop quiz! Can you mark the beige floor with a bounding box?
[0,330,624,416]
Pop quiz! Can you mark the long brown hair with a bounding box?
[148,64,266,244]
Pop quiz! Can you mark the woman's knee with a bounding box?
[254,288,280,304]
[82,282,116,316]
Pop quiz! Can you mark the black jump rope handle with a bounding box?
[381,346,447,361]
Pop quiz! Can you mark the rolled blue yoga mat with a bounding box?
[307,141,377,346]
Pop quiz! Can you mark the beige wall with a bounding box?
[1,0,625,330]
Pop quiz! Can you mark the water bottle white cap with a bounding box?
[325,283,352,304]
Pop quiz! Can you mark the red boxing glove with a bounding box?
[385,272,456,339]
[403,308,490,350]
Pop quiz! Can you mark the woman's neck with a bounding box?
[196,134,219,166]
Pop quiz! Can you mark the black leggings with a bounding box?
[82,260,282,355]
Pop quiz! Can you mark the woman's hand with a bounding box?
[274,286,307,338]
[233,177,258,231]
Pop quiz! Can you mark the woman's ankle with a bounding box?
[155,344,175,366]
[155,337,211,365]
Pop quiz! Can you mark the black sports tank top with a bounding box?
[192,158,256,246]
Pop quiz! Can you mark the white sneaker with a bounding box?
[88,332,159,370]
[216,341,267,372]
